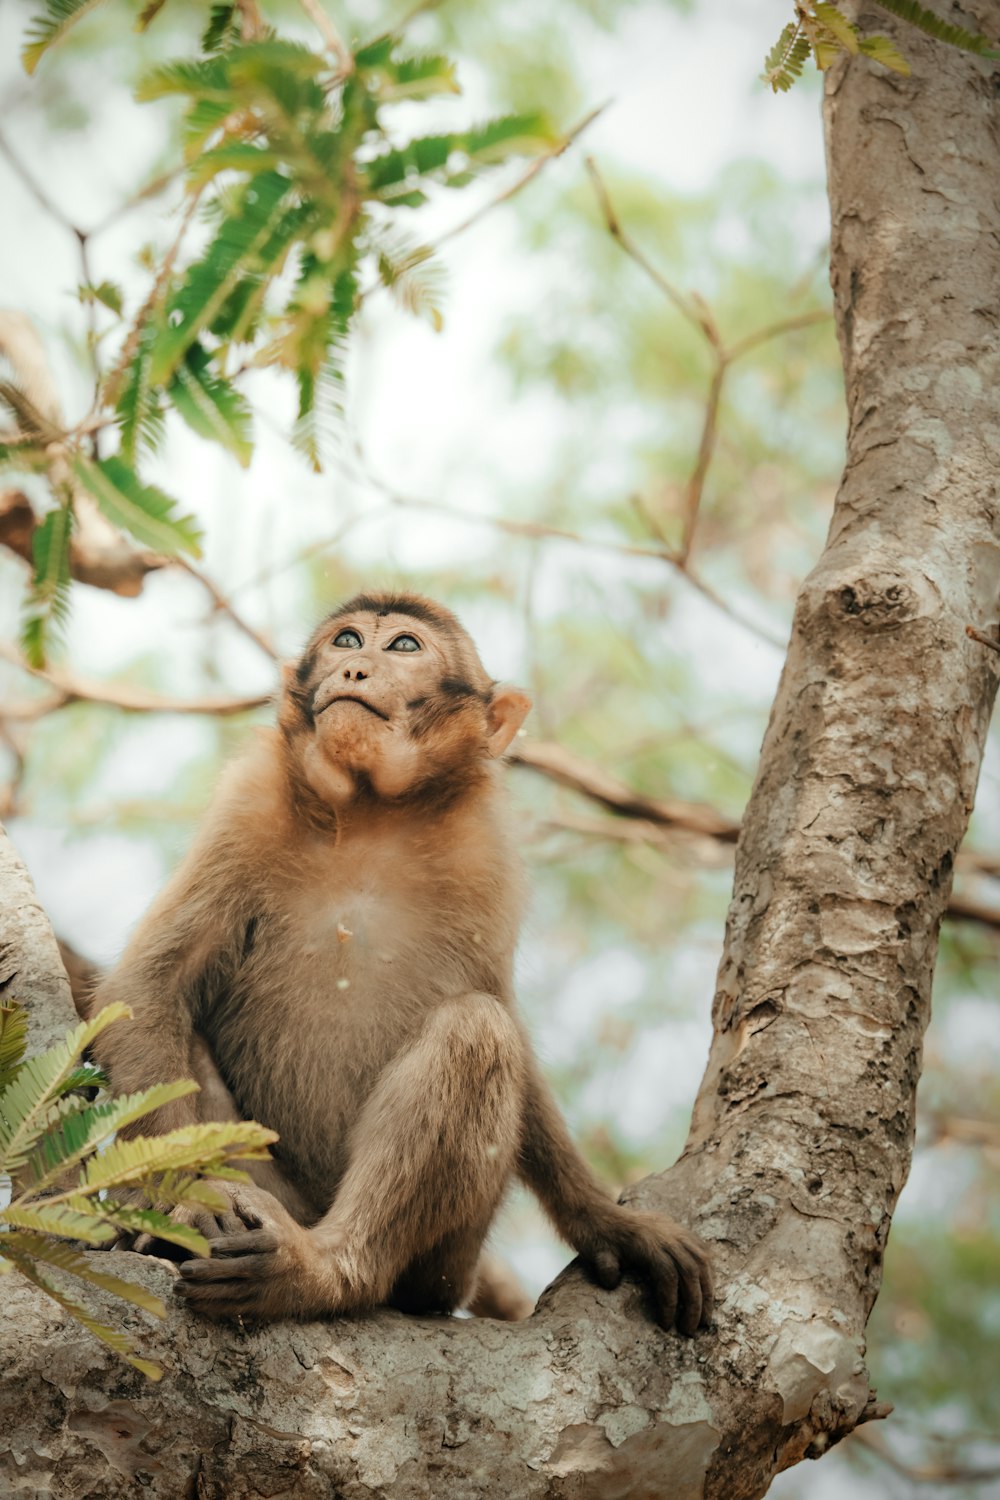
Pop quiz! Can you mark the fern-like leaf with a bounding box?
[813,3,860,51]
[202,3,239,52]
[149,171,295,383]
[24,1079,198,1191]
[0,1001,132,1169]
[79,1119,277,1195]
[21,501,72,668]
[858,32,913,71]
[70,454,202,557]
[168,344,253,466]
[1,1248,162,1380]
[761,24,812,91]
[874,0,998,54]
[21,0,108,73]
[0,1004,29,1091]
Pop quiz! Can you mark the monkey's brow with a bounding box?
[325,593,454,631]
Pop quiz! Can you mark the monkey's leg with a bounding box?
[179,994,526,1321]
[464,1251,534,1321]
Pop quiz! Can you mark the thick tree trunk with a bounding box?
[2,11,999,1497]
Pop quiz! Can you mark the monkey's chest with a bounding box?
[211,883,482,1203]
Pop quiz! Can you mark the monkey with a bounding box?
[91,591,713,1333]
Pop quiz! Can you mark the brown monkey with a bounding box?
[92,592,713,1332]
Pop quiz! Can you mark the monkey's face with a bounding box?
[281,595,530,806]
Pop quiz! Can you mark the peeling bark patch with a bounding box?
[543,1416,719,1500]
[766,1321,867,1426]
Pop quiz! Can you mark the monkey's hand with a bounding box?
[177,1185,345,1320]
[123,1180,259,1259]
[577,1207,714,1336]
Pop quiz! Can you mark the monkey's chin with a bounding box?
[303,733,424,806]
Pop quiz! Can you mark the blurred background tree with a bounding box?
[0,1,997,1494]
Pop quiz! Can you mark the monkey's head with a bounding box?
[279,591,531,806]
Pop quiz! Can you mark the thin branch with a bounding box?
[0,645,270,717]
[103,186,205,404]
[727,309,832,363]
[585,155,721,347]
[436,105,608,249]
[0,126,78,234]
[848,1427,1000,1484]
[967,623,1000,654]
[510,737,740,842]
[299,0,351,70]
[680,360,725,565]
[174,559,279,661]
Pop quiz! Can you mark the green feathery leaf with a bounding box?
[114,325,165,465]
[0,1005,29,1091]
[149,171,294,383]
[0,1001,132,1170]
[813,3,860,51]
[202,3,239,52]
[79,1119,277,1195]
[761,23,812,91]
[168,344,253,466]
[0,1248,162,1380]
[2,1204,116,1243]
[873,0,998,54]
[70,454,202,557]
[21,501,72,668]
[25,1079,198,1191]
[857,32,912,71]
[21,0,108,73]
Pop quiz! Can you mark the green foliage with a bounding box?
[21,501,73,668]
[13,4,559,657]
[0,1001,277,1379]
[874,0,999,55]
[69,453,202,555]
[762,0,996,91]
[21,0,110,74]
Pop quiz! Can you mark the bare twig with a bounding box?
[585,156,721,346]
[298,0,351,70]
[680,361,725,565]
[848,1426,1000,1484]
[0,645,271,717]
[727,309,832,363]
[437,105,608,249]
[586,156,832,568]
[0,126,78,233]
[967,624,1000,654]
[174,558,279,661]
[103,186,205,404]
[510,737,740,842]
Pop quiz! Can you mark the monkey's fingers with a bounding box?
[586,1247,622,1290]
[207,1228,278,1260]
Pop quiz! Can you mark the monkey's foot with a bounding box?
[177,1187,347,1320]
[579,1208,714,1337]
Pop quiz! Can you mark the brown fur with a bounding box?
[91,592,712,1331]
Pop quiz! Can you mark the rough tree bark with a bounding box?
[2,10,999,1496]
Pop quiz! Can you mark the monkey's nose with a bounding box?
[343,666,368,681]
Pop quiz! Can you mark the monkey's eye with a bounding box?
[387,634,421,653]
[332,628,363,648]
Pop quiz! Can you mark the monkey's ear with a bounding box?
[485,687,532,758]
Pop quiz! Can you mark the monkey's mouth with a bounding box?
[316,694,390,723]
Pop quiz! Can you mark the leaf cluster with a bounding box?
[11,3,559,660]
[0,1001,277,1379]
[762,0,998,93]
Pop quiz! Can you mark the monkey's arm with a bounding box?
[518,1061,713,1335]
[90,836,252,1138]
